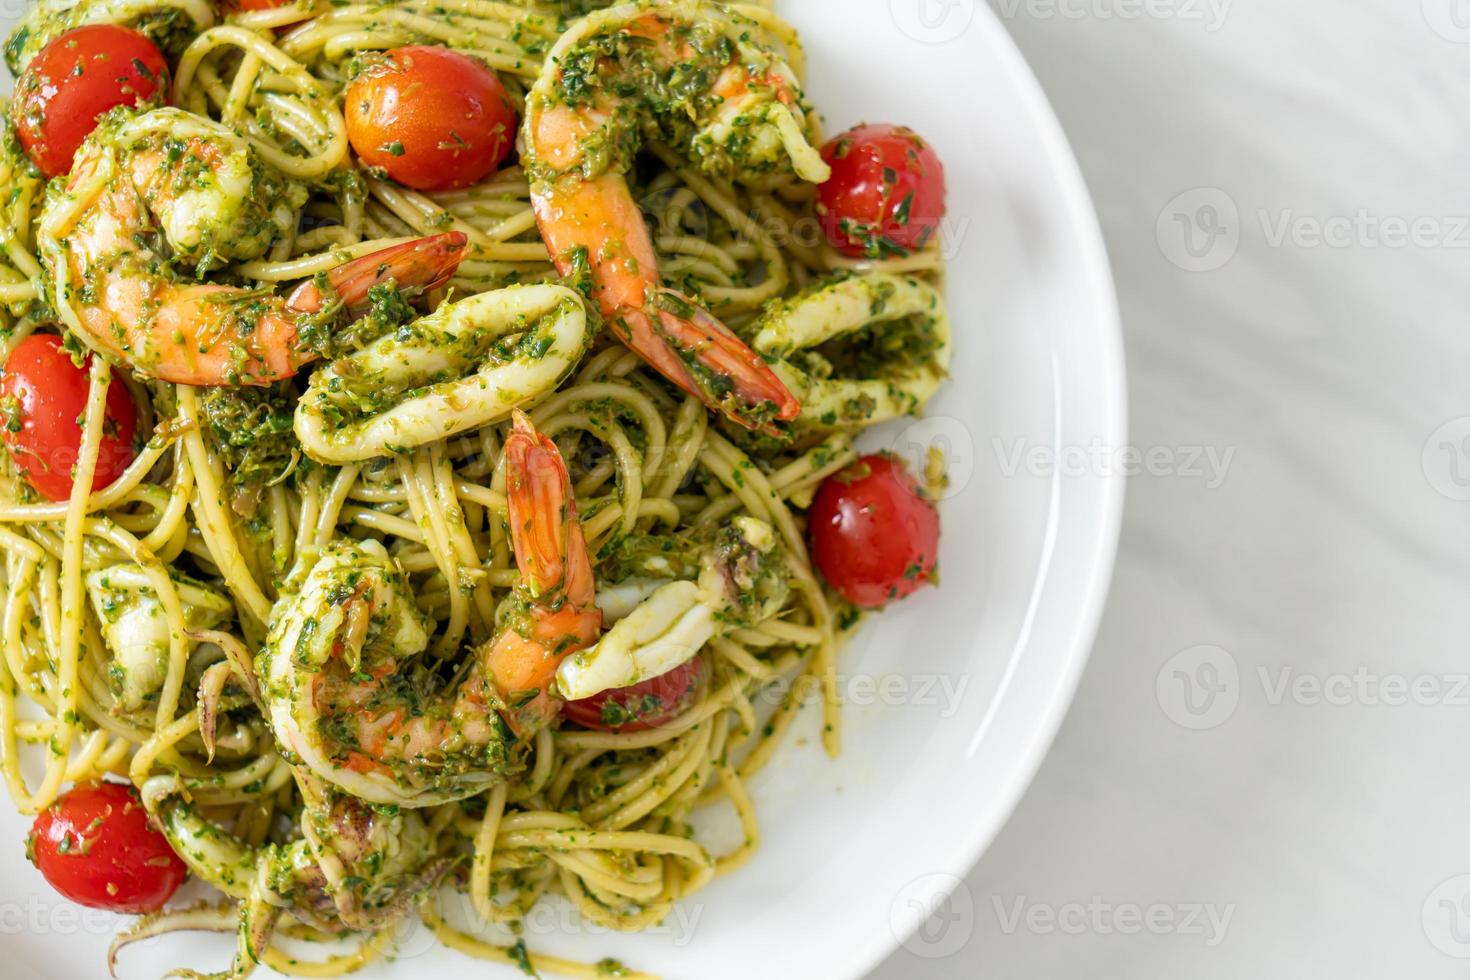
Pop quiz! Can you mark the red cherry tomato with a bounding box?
[562,657,708,733]
[1,334,138,501]
[809,454,940,608]
[345,46,517,191]
[817,124,947,259]
[11,25,170,179]
[26,781,187,913]
[223,0,317,22]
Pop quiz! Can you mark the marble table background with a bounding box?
[873,1,1470,977]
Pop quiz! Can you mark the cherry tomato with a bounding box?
[222,0,317,23]
[809,454,940,608]
[11,25,170,179]
[26,781,187,913]
[817,124,947,259]
[345,46,517,191]
[562,657,708,733]
[1,334,138,501]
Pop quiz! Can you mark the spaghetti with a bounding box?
[0,1,951,977]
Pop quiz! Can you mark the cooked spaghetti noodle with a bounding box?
[0,0,950,976]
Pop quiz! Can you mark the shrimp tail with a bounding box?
[285,231,468,316]
[503,409,587,601]
[616,289,800,437]
[489,410,601,733]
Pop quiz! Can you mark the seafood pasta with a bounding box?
[0,0,953,975]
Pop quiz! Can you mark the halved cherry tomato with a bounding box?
[1,334,138,501]
[809,454,939,608]
[345,46,517,191]
[26,781,187,913]
[12,25,170,179]
[817,124,947,259]
[562,657,708,733]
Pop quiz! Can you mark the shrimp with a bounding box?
[37,107,466,386]
[523,0,830,435]
[557,516,789,699]
[260,410,601,807]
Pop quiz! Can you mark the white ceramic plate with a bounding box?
[0,2,1124,977]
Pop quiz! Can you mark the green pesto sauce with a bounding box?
[199,382,300,514]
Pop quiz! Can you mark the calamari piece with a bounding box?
[752,273,952,428]
[85,565,232,712]
[293,283,590,464]
[137,773,446,980]
[557,516,788,699]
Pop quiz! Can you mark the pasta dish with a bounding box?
[0,0,951,976]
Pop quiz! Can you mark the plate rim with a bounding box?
[847,5,1127,977]
[0,2,1127,976]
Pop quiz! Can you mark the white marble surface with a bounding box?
[874,1,1470,977]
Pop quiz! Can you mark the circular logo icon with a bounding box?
[1156,188,1240,272]
[1423,875,1470,957]
[889,872,974,959]
[889,0,977,45]
[1156,645,1239,730]
[639,185,710,242]
[1423,417,1470,501]
[362,886,441,961]
[881,415,976,502]
[1422,0,1470,42]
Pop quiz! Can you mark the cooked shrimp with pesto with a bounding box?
[0,0,952,976]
